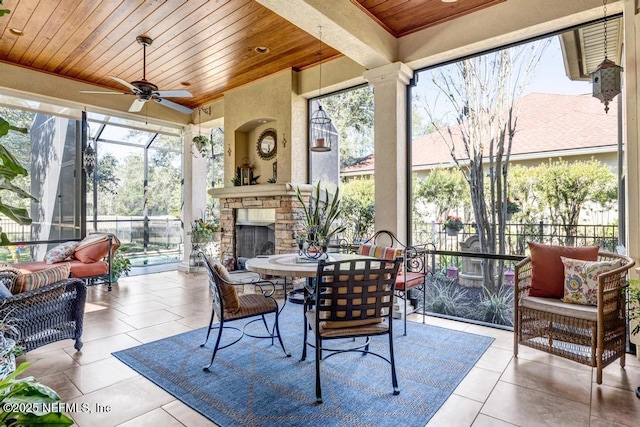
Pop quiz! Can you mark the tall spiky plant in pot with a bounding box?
[295,182,346,246]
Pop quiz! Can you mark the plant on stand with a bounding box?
[188,218,220,244]
[443,215,463,236]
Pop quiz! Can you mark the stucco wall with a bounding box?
[223,70,307,187]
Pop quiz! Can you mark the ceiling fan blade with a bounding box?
[153,97,193,114]
[129,98,146,113]
[109,76,138,92]
[154,89,193,98]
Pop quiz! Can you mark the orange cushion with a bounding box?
[528,242,599,298]
[74,233,119,263]
[358,244,403,260]
[13,260,108,279]
[68,260,108,278]
[395,272,425,291]
[11,263,71,294]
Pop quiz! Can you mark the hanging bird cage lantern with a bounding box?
[591,0,623,114]
[309,26,335,152]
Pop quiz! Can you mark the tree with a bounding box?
[89,153,120,196]
[321,86,374,167]
[534,158,616,245]
[413,167,469,220]
[339,177,375,242]
[424,39,549,290]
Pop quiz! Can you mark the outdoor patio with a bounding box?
[15,271,640,427]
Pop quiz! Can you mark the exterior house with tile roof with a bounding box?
[341,92,620,226]
[342,92,619,178]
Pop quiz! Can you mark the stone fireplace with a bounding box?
[210,183,312,270]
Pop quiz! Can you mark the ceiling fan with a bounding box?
[81,36,193,114]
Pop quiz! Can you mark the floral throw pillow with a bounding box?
[44,241,79,264]
[561,257,621,305]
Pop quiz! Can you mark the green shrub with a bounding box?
[424,278,470,317]
[470,286,514,326]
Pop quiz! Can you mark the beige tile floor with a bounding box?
[17,270,640,427]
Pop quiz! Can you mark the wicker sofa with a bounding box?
[514,250,635,384]
[0,275,86,352]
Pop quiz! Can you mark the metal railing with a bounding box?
[0,217,184,263]
[412,220,618,255]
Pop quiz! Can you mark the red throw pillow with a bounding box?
[528,242,599,298]
[74,235,110,263]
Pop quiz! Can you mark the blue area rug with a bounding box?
[113,304,493,426]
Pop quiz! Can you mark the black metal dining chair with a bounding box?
[303,256,402,403]
[199,252,289,371]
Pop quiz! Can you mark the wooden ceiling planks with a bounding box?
[351,0,506,37]
[0,0,503,110]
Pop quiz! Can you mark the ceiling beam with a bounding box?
[255,0,396,69]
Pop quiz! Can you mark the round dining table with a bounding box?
[244,252,365,278]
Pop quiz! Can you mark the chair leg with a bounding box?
[302,300,309,361]
[388,330,400,395]
[203,319,225,372]
[260,314,274,346]
[273,309,290,357]
[403,291,408,336]
[200,309,217,347]
[315,334,323,404]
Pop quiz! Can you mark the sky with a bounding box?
[524,35,591,96]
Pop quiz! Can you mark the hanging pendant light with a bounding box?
[310,26,336,152]
[591,0,623,114]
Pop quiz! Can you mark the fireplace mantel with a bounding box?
[210,182,315,267]
[209,182,313,199]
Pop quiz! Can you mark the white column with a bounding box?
[179,125,208,273]
[363,62,413,244]
[623,0,640,355]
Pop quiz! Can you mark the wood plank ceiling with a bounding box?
[0,0,504,112]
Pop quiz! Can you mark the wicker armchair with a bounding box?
[514,251,634,384]
[0,278,87,352]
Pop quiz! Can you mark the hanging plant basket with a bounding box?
[446,227,460,237]
[192,135,210,157]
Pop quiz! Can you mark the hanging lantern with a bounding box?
[309,26,334,152]
[591,59,622,114]
[591,0,622,114]
[310,104,336,152]
[83,141,96,176]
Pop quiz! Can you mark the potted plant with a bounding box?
[443,215,463,236]
[110,247,132,283]
[0,115,37,245]
[188,218,220,244]
[0,362,74,426]
[295,182,346,244]
[0,312,21,381]
[192,135,210,157]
